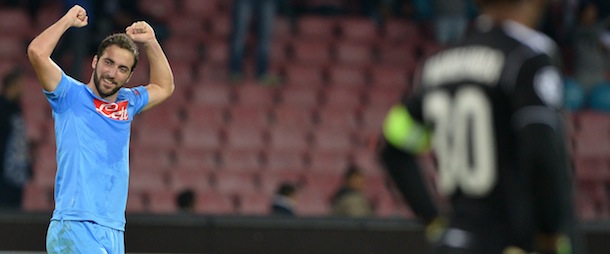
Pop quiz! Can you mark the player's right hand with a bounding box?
[63,5,88,28]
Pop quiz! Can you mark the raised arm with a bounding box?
[126,22,175,111]
[27,5,88,91]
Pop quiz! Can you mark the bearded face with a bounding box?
[91,45,135,99]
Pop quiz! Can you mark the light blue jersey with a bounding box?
[45,72,148,231]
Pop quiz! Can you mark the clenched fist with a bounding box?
[64,5,88,28]
[126,21,156,44]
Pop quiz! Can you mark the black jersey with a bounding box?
[381,19,575,253]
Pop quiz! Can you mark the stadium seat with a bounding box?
[369,64,410,90]
[173,147,219,172]
[129,145,173,172]
[267,125,310,152]
[180,0,220,19]
[146,190,178,214]
[311,127,354,154]
[163,37,201,65]
[0,37,24,61]
[129,170,168,192]
[382,19,421,43]
[183,104,227,128]
[365,87,405,109]
[327,65,368,88]
[233,85,278,108]
[351,148,385,177]
[127,191,146,214]
[237,192,271,215]
[291,40,332,67]
[574,157,610,183]
[22,183,54,212]
[314,106,359,130]
[263,149,307,172]
[337,17,379,44]
[168,169,212,192]
[137,0,176,22]
[195,191,235,214]
[212,170,258,194]
[179,124,224,151]
[359,106,392,135]
[166,15,206,41]
[275,86,320,109]
[190,84,234,106]
[377,42,418,69]
[295,189,331,216]
[334,41,373,68]
[320,87,364,110]
[206,15,232,39]
[307,150,351,174]
[282,64,325,88]
[226,106,271,128]
[0,8,32,39]
[272,100,318,125]
[296,16,337,40]
[224,124,266,150]
[202,39,229,66]
[132,125,178,150]
[218,148,264,172]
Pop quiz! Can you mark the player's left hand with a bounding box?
[126,21,156,44]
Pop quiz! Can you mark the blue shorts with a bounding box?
[46,220,125,254]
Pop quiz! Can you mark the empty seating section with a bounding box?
[12,3,608,221]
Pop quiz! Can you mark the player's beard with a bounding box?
[93,67,123,98]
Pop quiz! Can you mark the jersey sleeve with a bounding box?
[382,91,431,155]
[125,86,149,115]
[43,71,80,114]
[511,55,564,130]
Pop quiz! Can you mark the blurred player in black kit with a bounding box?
[378,0,579,253]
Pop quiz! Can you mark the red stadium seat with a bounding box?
[146,190,178,214]
[377,43,418,69]
[22,183,54,212]
[224,124,266,150]
[327,65,367,89]
[181,0,220,19]
[166,15,206,41]
[237,192,271,215]
[271,104,316,127]
[203,39,229,66]
[173,147,219,171]
[334,41,373,68]
[130,146,173,172]
[321,87,363,110]
[382,19,421,43]
[127,191,146,213]
[283,64,325,88]
[212,170,258,194]
[263,149,307,172]
[296,16,337,40]
[179,124,224,151]
[307,150,351,174]
[311,127,354,154]
[190,84,234,106]
[129,170,167,192]
[218,149,264,172]
[315,106,359,130]
[195,191,235,214]
[163,37,201,65]
[226,106,271,128]
[574,157,610,183]
[267,126,310,152]
[168,169,212,192]
[183,104,227,128]
[365,87,405,109]
[295,189,331,216]
[277,87,321,110]
[0,8,32,39]
[370,65,410,90]
[137,0,176,22]
[233,85,278,108]
[291,40,332,67]
[337,17,379,44]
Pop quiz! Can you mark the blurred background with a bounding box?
[1,0,610,253]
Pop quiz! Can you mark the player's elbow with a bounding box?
[27,43,44,64]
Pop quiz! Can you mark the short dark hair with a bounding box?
[177,189,195,209]
[1,68,22,94]
[277,183,296,196]
[96,33,139,71]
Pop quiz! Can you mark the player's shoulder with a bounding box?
[501,20,559,59]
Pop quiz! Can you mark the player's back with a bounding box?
[415,19,565,252]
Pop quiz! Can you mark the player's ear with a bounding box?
[91,55,98,69]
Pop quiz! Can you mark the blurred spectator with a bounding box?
[330,165,373,217]
[0,68,31,209]
[572,2,610,92]
[270,182,297,216]
[228,0,280,86]
[176,189,196,213]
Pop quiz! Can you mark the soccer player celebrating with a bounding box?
[379,0,578,253]
[27,5,174,253]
